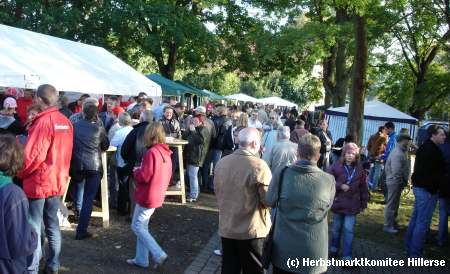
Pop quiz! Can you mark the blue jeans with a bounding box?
[406,187,438,257]
[369,162,383,190]
[187,165,200,199]
[27,196,62,273]
[438,197,450,246]
[131,204,166,267]
[201,150,213,190]
[209,149,222,190]
[71,180,85,211]
[74,171,101,235]
[330,213,356,260]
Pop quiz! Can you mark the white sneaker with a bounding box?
[213,249,222,256]
[383,227,399,233]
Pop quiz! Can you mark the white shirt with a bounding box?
[248,119,263,129]
[110,125,134,167]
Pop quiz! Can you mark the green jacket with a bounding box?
[183,125,210,167]
[267,161,336,274]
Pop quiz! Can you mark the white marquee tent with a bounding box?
[0,24,162,97]
[259,96,297,108]
[225,93,261,103]
[325,100,418,145]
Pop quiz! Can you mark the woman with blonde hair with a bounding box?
[127,122,173,269]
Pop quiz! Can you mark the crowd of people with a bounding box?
[0,84,449,274]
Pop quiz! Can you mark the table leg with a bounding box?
[177,145,186,204]
[101,152,110,228]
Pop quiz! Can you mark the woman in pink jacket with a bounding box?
[126,122,173,270]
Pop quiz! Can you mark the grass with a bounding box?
[343,190,450,259]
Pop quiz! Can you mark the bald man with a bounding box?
[214,128,272,274]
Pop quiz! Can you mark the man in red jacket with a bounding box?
[18,84,73,274]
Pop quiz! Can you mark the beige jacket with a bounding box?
[214,149,272,240]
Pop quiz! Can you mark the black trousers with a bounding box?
[116,166,129,215]
[221,237,266,274]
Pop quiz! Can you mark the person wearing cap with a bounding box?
[174,103,187,129]
[0,97,24,135]
[182,113,211,202]
[99,96,119,132]
[108,106,126,140]
[383,133,412,233]
[328,142,369,261]
[68,94,90,114]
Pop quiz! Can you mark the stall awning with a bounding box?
[146,74,196,96]
[201,89,226,100]
[259,96,297,107]
[225,93,261,103]
[175,81,210,97]
[0,24,161,96]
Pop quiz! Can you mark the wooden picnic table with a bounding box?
[165,137,189,204]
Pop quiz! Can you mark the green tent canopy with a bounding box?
[175,81,210,97]
[146,74,194,96]
[200,89,226,100]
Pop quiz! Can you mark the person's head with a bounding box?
[277,126,291,141]
[238,128,262,155]
[163,106,174,120]
[268,112,278,126]
[129,96,137,103]
[106,96,118,112]
[344,134,355,144]
[169,97,177,106]
[83,103,98,122]
[251,110,259,121]
[193,115,204,127]
[26,104,43,123]
[194,106,206,117]
[82,97,99,110]
[237,113,249,128]
[118,112,132,127]
[232,111,242,124]
[137,92,147,103]
[341,142,360,165]
[141,97,153,111]
[216,106,228,117]
[144,122,166,148]
[385,122,395,134]
[428,125,446,145]
[140,109,154,123]
[297,134,321,163]
[396,133,412,150]
[295,119,305,129]
[77,94,90,106]
[58,96,70,108]
[2,97,17,116]
[35,84,58,108]
[318,119,328,131]
[378,126,386,134]
[0,134,24,177]
[112,106,125,119]
[175,103,186,115]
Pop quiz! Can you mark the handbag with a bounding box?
[261,166,288,269]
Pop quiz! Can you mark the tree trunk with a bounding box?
[333,7,351,107]
[322,46,336,108]
[347,15,368,146]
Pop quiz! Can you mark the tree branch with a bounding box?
[394,31,418,77]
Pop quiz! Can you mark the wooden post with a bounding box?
[100,151,110,228]
[178,145,186,204]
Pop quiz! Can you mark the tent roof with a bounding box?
[201,89,226,100]
[175,81,210,97]
[0,24,161,96]
[146,74,199,96]
[225,93,261,103]
[326,100,418,123]
[259,96,297,107]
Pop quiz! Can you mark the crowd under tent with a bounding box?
[325,100,418,145]
[259,96,297,108]
[0,24,162,102]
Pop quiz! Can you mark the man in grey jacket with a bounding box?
[383,133,412,233]
[266,126,298,174]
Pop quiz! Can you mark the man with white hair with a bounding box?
[265,126,298,173]
[69,97,100,125]
[214,127,272,274]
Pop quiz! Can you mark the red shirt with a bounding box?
[133,144,173,208]
[18,107,74,198]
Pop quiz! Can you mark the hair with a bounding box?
[427,125,444,138]
[318,119,327,127]
[140,109,153,122]
[118,112,132,126]
[298,134,321,161]
[237,113,249,128]
[238,128,261,148]
[296,119,306,128]
[217,106,228,116]
[385,121,395,130]
[0,134,24,176]
[36,84,58,106]
[251,109,259,115]
[163,106,174,113]
[344,134,355,143]
[59,96,70,107]
[80,94,90,100]
[82,98,99,109]
[142,97,153,106]
[340,142,361,165]
[269,111,278,119]
[378,126,385,133]
[277,126,291,140]
[27,104,44,114]
[83,103,98,121]
[144,122,166,147]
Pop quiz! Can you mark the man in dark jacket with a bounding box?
[70,104,110,240]
[160,106,181,138]
[121,110,153,216]
[406,125,447,258]
[438,130,450,246]
[210,106,231,187]
[183,114,211,202]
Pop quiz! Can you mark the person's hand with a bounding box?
[341,184,350,192]
[189,124,195,131]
